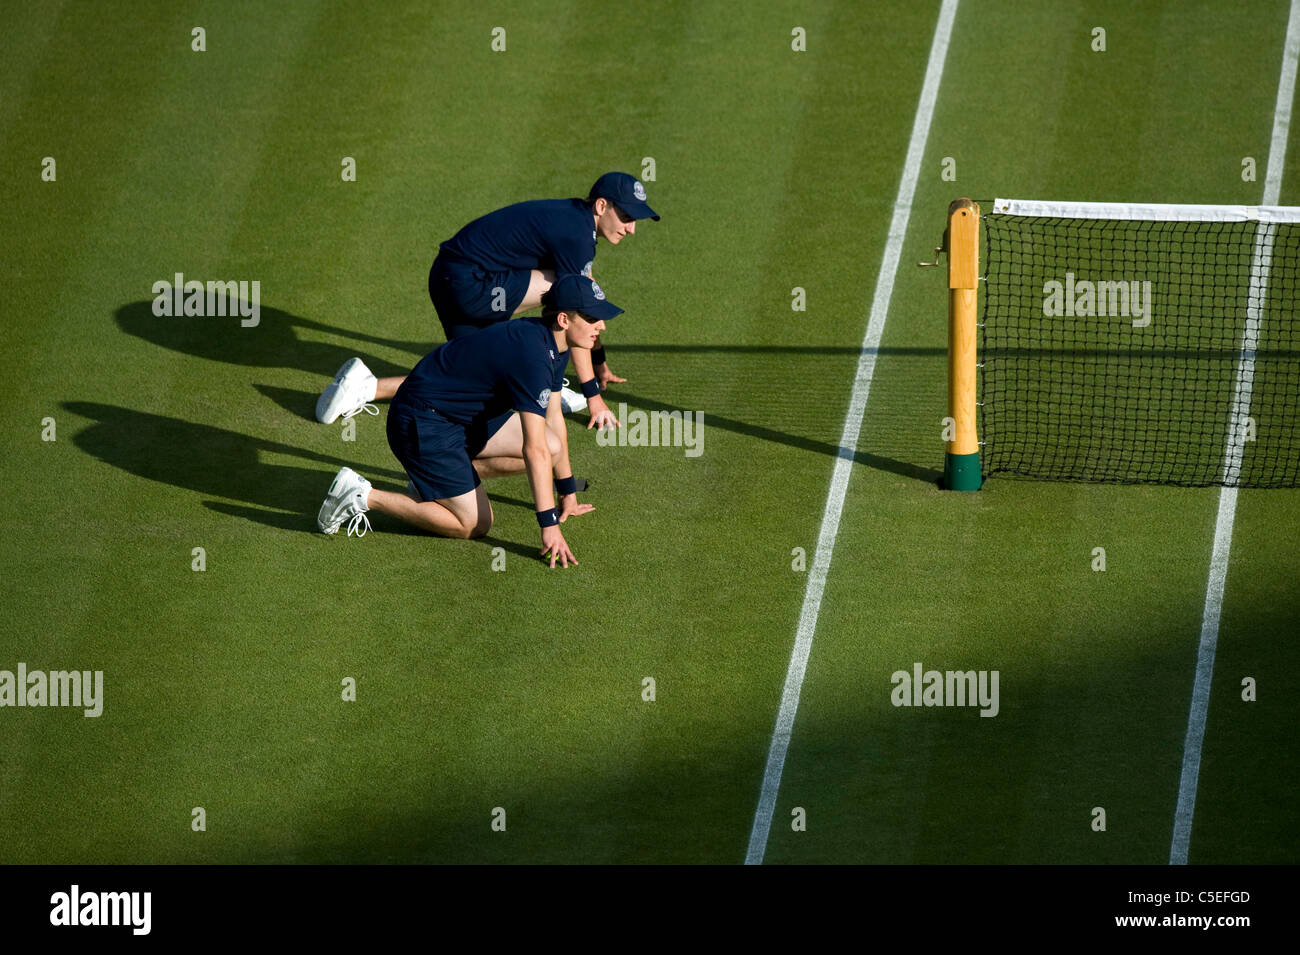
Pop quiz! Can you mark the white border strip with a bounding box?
[1169,0,1300,866]
[743,0,961,866]
[1221,224,1273,486]
[991,198,1300,222]
[1265,0,1300,206]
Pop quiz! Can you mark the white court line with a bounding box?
[1169,0,1300,866]
[743,0,961,866]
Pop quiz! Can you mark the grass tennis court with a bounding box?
[1,0,1297,865]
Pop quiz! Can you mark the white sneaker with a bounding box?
[560,378,587,414]
[316,358,379,424]
[317,466,373,536]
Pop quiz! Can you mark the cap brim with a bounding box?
[584,300,623,321]
[626,200,660,221]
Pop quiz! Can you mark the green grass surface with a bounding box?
[1,0,1296,864]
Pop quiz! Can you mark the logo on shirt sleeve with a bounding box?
[537,388,551,409]
[582,261,593,277]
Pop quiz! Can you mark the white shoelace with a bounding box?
[346,511,371,537]
[342,403,380,420]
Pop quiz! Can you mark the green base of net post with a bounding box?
[944,451,982,491]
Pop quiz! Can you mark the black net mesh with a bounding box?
[979,212,1300,487]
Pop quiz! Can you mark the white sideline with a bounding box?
[1169,0,1300,866]
[743,0,961,866]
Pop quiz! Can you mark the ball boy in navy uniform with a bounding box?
[316,172,658,430]
[317,275,622,569]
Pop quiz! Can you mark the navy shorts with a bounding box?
[387,398,514,502]
[428,253,532,339]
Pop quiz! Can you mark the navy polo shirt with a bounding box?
[395,315,567,426]
[438,198,596,277]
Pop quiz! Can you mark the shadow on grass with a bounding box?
[113,300,427,380]
[252,384,322,421]
[611,388,943,486]
[144,604,1265,865]
[113,298,939,484]
[64,401,407,533]
[64,402,567,555]
[480,534,543,562]
[486,492,539,513]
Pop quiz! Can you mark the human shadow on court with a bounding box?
[64,401,409,533]
[113,295,943,484]
[65,402,555,548]
[479,534,546,562]
[608,388,943,485]
[251,384,325,421]
[113,300,427,381]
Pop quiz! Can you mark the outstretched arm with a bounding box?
[591,335,626,387]
[570,346,620,430]
[547,393,594,523]
[521,412,577,568]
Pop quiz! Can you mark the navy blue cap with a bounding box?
[543,274,623,321]
[588,172,659,221]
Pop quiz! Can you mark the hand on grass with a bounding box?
[558,493,594,523]
[587,393,620,430]
[596,362,626,388]
[540,525,578,568]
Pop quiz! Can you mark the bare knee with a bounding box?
[465,514,491,539]
[463,489,493,538]
[546,428,562,459]
[454,512,492,539]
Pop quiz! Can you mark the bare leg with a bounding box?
[475,413,561,471]
[474,456,525,479]
[512,269,556,315]
[372,269,552,403]
[374,377,403,400]
[367,484,492,539]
